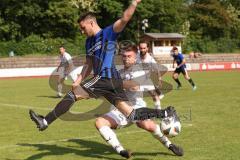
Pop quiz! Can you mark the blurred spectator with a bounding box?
[189,51,202,59]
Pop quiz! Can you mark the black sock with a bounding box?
[174,78,181,86]
[45,91,76,125]
[128,108,166,121]
[188,78,195,87]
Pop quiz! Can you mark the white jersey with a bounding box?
[118,64,147,107]
[59,52,73,73]
[137,52,157,64]
[58,52,77,81]
[137,53,157,63]
[107,64,147,128]
[60,52,72,67]
[136,53,159,72]
[136,53,160,91]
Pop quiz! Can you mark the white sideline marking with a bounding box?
[0,103,84,114]
[0,103,194,125]
[0,103,51,111]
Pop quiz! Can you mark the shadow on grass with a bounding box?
[132,151,175,160]
[18,138,176,160]
[18,139,121,160]
[36,95,61,99]
[70,139,176,160]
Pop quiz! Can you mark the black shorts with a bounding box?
[174,67,187,75]
[81,76,129,105]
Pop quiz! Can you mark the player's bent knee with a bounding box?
[96,116,118,129]
[95,117,105,129]
[172,74,177,79]
[95,117,112,129]
[137,120,156,132]
[184,75,190,80]
[115,101,133,117]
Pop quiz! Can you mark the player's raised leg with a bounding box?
[114,101,175,122]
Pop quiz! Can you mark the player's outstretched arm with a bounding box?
[113,0,141,33]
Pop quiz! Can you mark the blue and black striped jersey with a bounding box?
[173,53,186,68]
[85,25,120,78]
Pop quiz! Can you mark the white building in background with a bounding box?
[141,33,185,56]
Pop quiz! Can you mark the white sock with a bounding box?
[43,119,48,126]
[57,84,62,94]
[154,101,161,109]
[152,124,171,148]
[99,126,124,153]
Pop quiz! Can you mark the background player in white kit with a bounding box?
[137,41,164,109]
[95,45,183,159]
[56,46,78,97]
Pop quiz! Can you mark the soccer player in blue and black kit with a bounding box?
[29,2,177,157]
[172,47,197,90]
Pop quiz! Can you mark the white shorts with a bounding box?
[139,79,155,91]
[105,100,146,128]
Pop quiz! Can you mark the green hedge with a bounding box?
[0,34,86,57]
[182,35,239,54]
[1,34,239,57]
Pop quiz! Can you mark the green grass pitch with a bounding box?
[0,70,239,160]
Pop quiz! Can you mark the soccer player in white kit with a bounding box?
[56,46,77,97]
[137,41,165,109]
[95,44,183,159]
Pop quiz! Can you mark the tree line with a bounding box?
[0,0,239,56]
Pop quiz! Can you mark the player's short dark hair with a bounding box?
[124,44,138,54]
[172,46,178,51]
[139,40,149,47]
[77,12,97,23]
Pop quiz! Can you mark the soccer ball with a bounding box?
[160,116,181,137]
